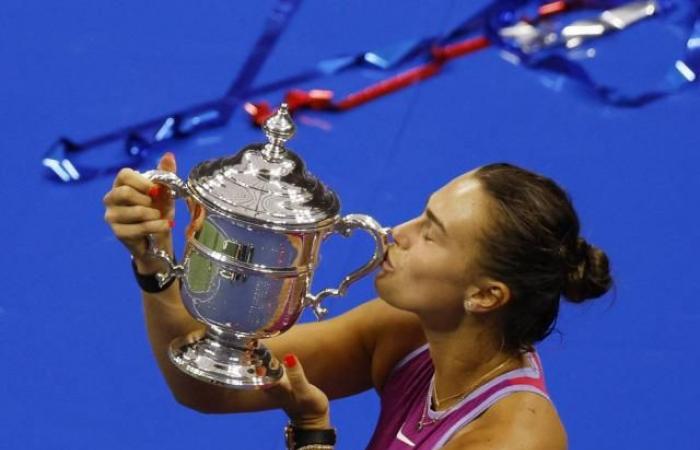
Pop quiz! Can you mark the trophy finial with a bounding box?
[262,103,295,161]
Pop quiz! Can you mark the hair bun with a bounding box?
[562,237,613,303]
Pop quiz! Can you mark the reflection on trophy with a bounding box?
[141,104,389,389]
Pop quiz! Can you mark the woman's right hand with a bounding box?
[103,153,177,269]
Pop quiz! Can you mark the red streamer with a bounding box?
[244,1,569,125]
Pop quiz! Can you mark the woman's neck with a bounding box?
[420,316,522,411]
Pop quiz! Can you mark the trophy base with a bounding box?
[168,329,283,389]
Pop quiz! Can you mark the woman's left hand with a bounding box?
[265,353,331,429]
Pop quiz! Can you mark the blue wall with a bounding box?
[1,1,698,449]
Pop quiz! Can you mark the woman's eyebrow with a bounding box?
[426,208,448,236]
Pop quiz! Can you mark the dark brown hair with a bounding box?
[473,163,613,353]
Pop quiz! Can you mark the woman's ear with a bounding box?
[463,280,511,313]
[463,286,480,313]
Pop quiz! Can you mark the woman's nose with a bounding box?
[391,221,412,249]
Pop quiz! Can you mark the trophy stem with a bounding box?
[168,327,283,389]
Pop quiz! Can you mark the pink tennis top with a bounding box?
[365,344,550,450]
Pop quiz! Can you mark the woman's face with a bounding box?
[375,173,491,316]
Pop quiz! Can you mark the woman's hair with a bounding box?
[472,163,613,353]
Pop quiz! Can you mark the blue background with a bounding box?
[1,1,698,449]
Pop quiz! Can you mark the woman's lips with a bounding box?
[381,250,395,272]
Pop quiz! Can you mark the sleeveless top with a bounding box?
[365,344,550,450]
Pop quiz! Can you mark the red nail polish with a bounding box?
[283,354,297,368]
[148,185,160,198]
[168,219,175,228]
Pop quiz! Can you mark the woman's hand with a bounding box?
[103,153,177,270]
[266,354,331,430]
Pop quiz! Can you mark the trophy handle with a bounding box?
[305,214,390,320]
[140,169,189,288]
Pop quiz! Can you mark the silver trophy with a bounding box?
[142,104,389,389]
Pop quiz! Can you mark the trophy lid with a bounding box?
[187,104,340,228]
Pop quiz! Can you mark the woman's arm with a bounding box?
[139,276,380,413]
[141,280,425,413]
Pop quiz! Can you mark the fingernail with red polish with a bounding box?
[148,185,160,198]
[168,219,175,228]
[283,354,297,368]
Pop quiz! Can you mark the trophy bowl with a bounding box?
[141,104,389,389]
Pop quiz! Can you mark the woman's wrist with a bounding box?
[132,235,174,274]
[289,414,331,430]
[133,256,165,275]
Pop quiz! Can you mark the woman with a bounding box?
[103,153,612,449]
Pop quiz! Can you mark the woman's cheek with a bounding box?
[407,254,440,280]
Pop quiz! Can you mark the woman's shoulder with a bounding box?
[358,299,426,391]
[445,391,568,450]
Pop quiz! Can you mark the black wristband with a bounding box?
[285,423,336,449]
[131,257,178,293]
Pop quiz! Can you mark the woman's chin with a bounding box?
[374,276,392,299]
[374,279,407,309]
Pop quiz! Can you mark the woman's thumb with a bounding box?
[283,354,311,392]
[157,152,177,173]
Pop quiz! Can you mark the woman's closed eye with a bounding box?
[421,222,434,242]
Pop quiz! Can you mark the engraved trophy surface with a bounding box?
[141,104,389,389]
